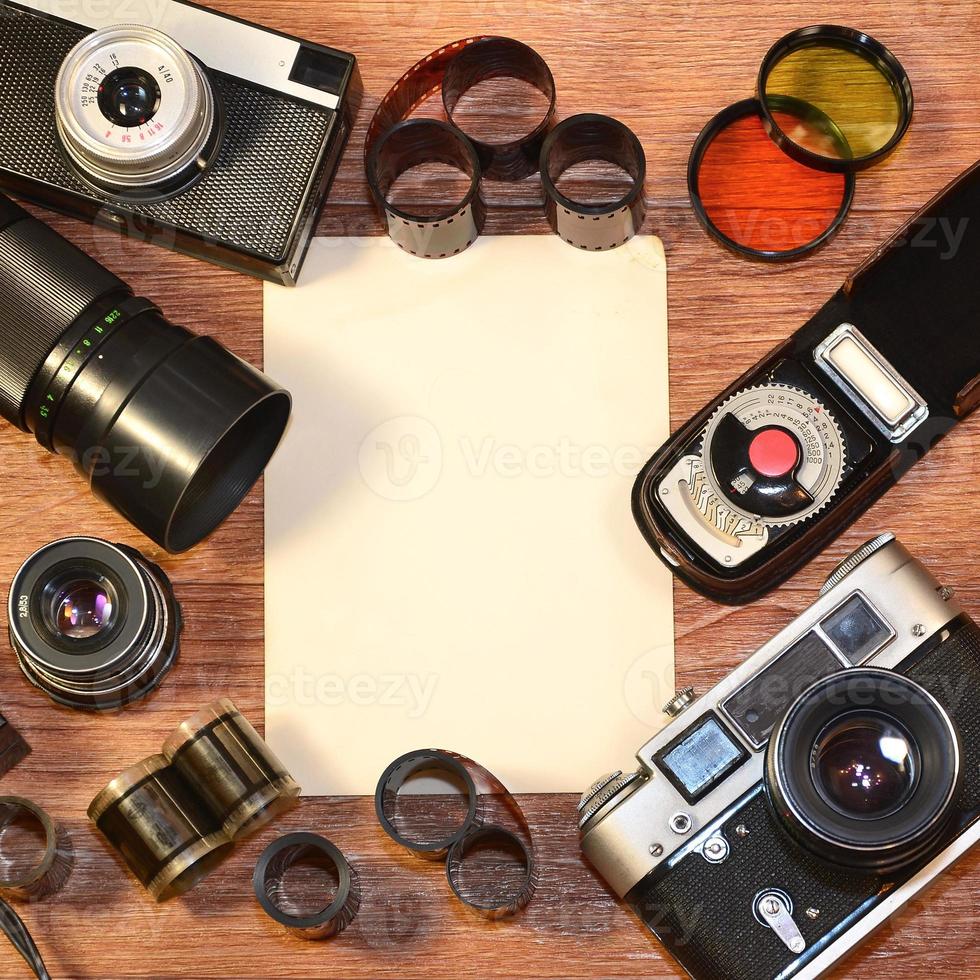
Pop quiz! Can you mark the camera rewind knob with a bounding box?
[820,533,896,596]
[663,688,696,718]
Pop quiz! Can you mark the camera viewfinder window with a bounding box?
[821,594,893,665]
[654,713,748,803]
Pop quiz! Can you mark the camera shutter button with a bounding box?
[748,428,800,478]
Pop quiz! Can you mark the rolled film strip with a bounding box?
[253,833,361,941]
[90,700,301,900]
[441,36,556,181]
[365,36,559,258]
[375,749,537,917]
[88,754,235,902]
[162,698,301,840]
[0,797,73,902]
[540,113,647,251]
[0,898,51,980]
[364,35,549,170]
[367,119,486,259]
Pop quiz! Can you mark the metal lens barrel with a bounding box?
[0,194,290,552]
[7,537,181,710]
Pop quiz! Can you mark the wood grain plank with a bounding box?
[1,1,980,977]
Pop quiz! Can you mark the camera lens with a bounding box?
[7,538,182,711]
[50,579,116,640]
[767,669,961,872]
[0,192,290,552]
[55,26,221,199]
[98,67,162,128]
[812,713,918,819]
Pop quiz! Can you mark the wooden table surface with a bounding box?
[2,1,980,977]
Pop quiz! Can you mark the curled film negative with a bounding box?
[253,833,360,940]
[440,36,556,181]
[540,113,647,251]
[375,749,537,917]
[366,36,557,257]
[89,754,233,902]
[0,797,73,902]
[90,699,300,900]
[367,119,486,259]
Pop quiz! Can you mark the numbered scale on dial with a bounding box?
[657,382,852,569]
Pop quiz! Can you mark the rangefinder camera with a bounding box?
[0,0,361,284]
[581,534,980,979]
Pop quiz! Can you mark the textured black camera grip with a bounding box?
[0,206,127,428]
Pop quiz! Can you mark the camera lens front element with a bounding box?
[51,579,116,641]
[766,669,961,872]
[98,66,162,128]
[55,26,220,198]
[812,713,918,819]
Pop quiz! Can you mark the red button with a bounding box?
[749,428,800,478]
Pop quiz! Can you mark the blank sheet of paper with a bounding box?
[263,234,673,794]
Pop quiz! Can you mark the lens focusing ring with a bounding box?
[55,25,220,197]
[766,668,962,872]
[7,538,181,710]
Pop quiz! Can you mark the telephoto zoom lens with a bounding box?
[0,193,290,551]
[8,538,181,711]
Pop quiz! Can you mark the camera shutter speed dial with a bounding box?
[702,384,846,527]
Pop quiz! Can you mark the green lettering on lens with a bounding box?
[94,325,105,335]
[104,309,121,324]
[46,394,54,402]
[39,406,49,419]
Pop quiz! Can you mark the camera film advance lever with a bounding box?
[635,159,980,602]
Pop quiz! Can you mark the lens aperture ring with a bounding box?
[24,297,157,450]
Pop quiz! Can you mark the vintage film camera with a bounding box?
[581,534,980,979]
[0,0,360,283]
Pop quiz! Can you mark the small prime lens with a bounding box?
[767,669,961,872]
[0,192,290,552]
[8,538,182,711]
[98,67,162,128]
[812,713,918,819]
[55,26,221,199]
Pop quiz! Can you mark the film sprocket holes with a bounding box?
[580,535,980,980]
[0,0,361,284]
[636,159,980,603]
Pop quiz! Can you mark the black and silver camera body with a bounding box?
[0,0,360,284]
[581,535,980,979]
